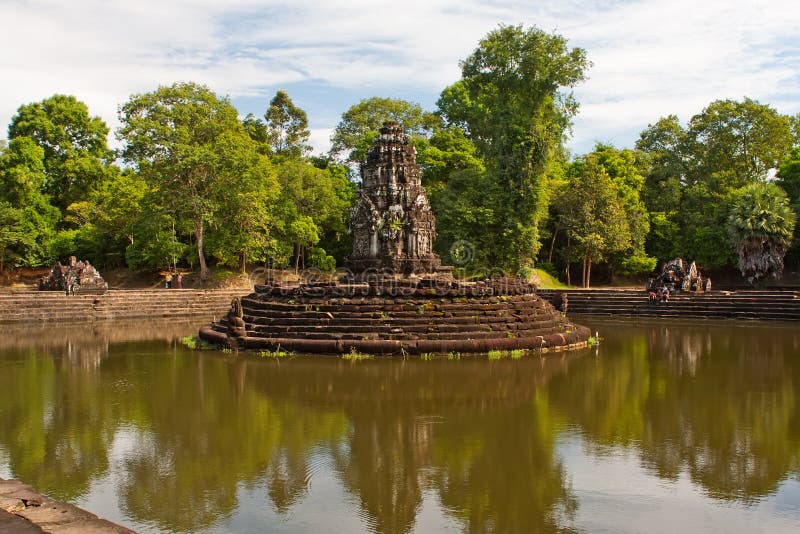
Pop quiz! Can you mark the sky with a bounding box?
[1,0,799,156]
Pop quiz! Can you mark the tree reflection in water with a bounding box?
[0,319,799,532]
[547,318,800,502]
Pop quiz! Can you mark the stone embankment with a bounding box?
[0,478,132,533]
[201,280,590,354]
[0,287,244,324]
[538,289,800,320]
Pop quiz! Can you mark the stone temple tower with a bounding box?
[346,121,441,275]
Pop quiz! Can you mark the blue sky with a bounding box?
[1,0,798,156]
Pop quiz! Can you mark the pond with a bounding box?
[1,317,799,533]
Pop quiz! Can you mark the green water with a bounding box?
[1,318,799,533]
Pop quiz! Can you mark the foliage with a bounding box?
[0,138,60,266]
[258,349,291,358]
[637,98,796,268]
[776,148,800,268]
[330,97,441,164]
[274,159,351,270]
[553,154,633,287]
[0,201,34,272]
[9,94,113,212]
[265,90,311,157]
[118,82,263,279]
[419,126,485,187]
[727,182,796,284]
[437,24,589,272]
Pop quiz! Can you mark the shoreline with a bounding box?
[0,287,243,325]
[0,478,133,533]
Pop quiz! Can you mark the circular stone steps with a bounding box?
[199,280,590,355]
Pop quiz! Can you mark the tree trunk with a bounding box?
[294,243,300,274]
[239,251,246,274]
[548,227,558,263]
[581,253,586,288]
[564,233,571,286]
[194,219,208,280]
[587,257,593,288]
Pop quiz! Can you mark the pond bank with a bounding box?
[0,478,132,533]
[538,288,800,320]
[0,287,243,324]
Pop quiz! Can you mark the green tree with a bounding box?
[637,98,795,269]
[206,137,280,273]
[727,182,796,284]
[0,202,33,272]
[437,24,589,272]
[265,90,311,157]
[9,94,113,211]
[242,113,271,155]
[592,145,656,276]
[686,98,794,186]
[636,116,686,262]
[118,82,254,279]
[554,155,631,287]
[776,148,800,268]
[419,126,485,188]
[330,97,441,164]
[0,137,60,266]
[275,160,350,270]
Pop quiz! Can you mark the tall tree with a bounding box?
[685,98,794,187]
[727,182,796,284]
[554,155,631,287]
[206,138,280,273]
[274,159,349,270]
[118,82,252,280]
[265,90,311,157]
[0,137,60,266]
[9,94,113,211]
[330,97,441,164]
[637,98,795,269]
[437,24,589,272]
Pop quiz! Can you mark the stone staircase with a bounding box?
[0,287,244,324]
[202,288,590,354]
[537,289,800,320]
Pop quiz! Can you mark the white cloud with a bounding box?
[1,0,798,156]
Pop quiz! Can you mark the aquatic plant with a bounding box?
[487,350,505,360]
[259,349,291,358]
[342,348,374,361]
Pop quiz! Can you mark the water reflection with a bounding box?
[0,319,799,532]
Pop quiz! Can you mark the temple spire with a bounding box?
[346,121,441,275]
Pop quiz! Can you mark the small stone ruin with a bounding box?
[647,258,709,294]
[38,256,108,294]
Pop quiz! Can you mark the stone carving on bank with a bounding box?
[38,256,108,294]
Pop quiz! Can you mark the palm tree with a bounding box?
[727,182,796,284]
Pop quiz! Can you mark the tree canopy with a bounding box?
[727,182,796,284]
[330,97,441,164]
[437,24,589,272]
[118,82,273,279]
[9,94,113,211]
